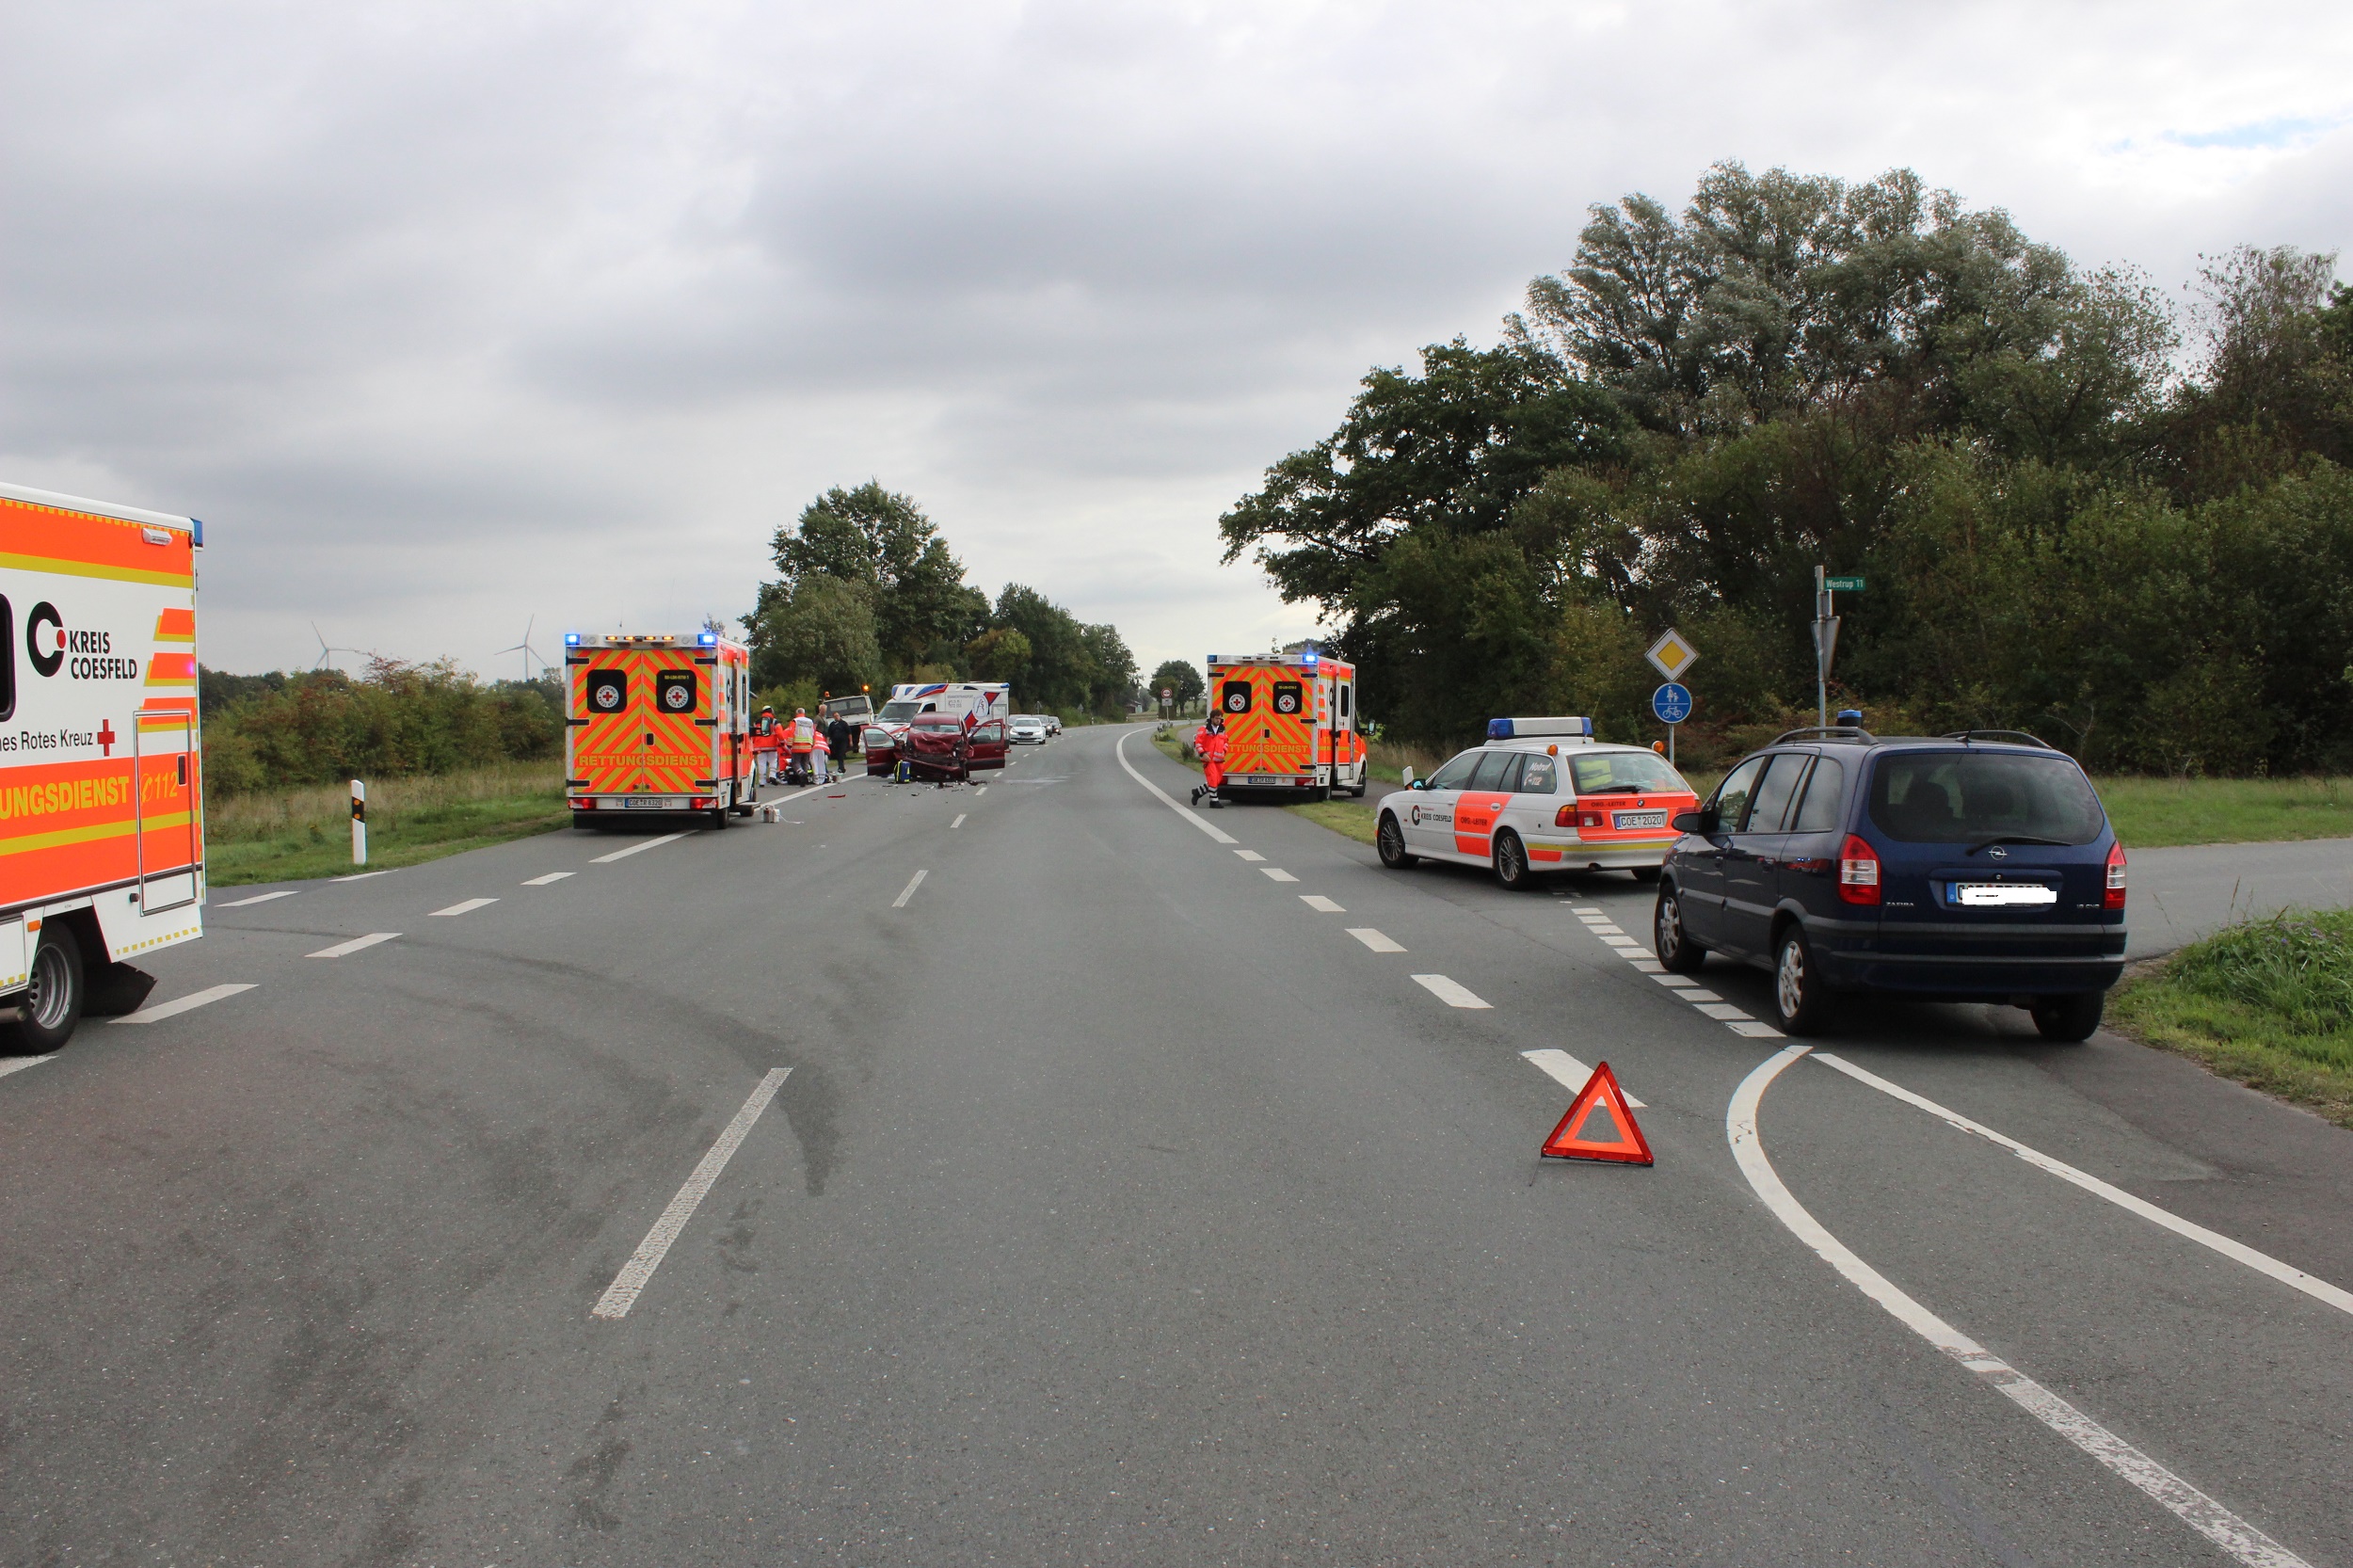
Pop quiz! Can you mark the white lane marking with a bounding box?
[1814,1052,2353,1321]
[1113,730,1238,845]
[331,869,394,882]
[1300,895,1345,913]
[591,832,688,864]
[593,1067,792,1320]
[1572,905,1603,914]
[1695,1002,1753,1020]
[1348,928,1405,952]
[522,872,574,886]
[891,870,928,908]
[1261,868,1299,883]
[1520,1048,1647,1108]
[1413,974,1491,1009]
[429,898,498,917]
[1676,988,1724,1002]
[974,786,987,796]
[1728,1020,1785,1038]
[112,983,257,1025]
[1235,850,1265,862]
[1588,924,1626,935]
[307,932,400,958]
[1626,958,1666,973]
[221,889,297,907]
[1651,974,1700,989]
[1601,936,1641,949]
[0,1054,57,1081]
[1730,1047,2313,1568]
[951,813,967,829]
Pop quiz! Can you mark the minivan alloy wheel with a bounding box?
[1774,928,1835,1034]
[1655,887,1705,973]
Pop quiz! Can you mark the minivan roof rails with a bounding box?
[1943,729,2055,749]
[1770,725,1877,745]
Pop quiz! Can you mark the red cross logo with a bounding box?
[97,720,116,756]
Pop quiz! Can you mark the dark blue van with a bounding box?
[1653,728,2127,1038]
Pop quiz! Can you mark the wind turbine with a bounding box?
[312,622,364,672]
[495,616,548,681]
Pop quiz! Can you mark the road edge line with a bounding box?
[1115,730,1238,845]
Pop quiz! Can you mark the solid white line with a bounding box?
[1412,973,1491,1009]
[0,1054,56,1081]
[1813,1052,2353,1321]
[1260,868,1298,883]
[1729,1047,2313,1568]
[1113,731,1238,845]
[1347,928,1405,952]
[1300,895,1345,913]
[220,889,297,907]
[591,831,688,864]
[1520,1048,1647,1108]
[592,1067,791,1320]
[891,869,928,907]
[112,983,256,1025]
[522,872,574,886]
[428,898,498,917]
[1235,850,1265,862]
[951,813,967,829]
[331,870,394,882]
[307,932,400,958]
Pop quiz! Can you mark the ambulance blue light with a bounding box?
[699,631,718,647]
[565,632,581,647]
[1303,648,1318,664]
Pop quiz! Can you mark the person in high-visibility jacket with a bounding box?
[750,707,781,785]
[789,708,817,785]
[1190,714,1228,806]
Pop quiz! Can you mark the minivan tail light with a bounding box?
[1838,834,1881,904]
[2105,841,2127,910]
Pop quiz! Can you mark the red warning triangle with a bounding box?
[1541,1060,1654,1165]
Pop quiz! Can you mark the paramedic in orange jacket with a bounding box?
[1190,714,1228,806]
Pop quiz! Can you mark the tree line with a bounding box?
[201,661,561,793]
[746,481,1138,719]
[1220,161,2353,775]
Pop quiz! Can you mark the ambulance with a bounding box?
[1376,716,1700,888]
[0,481,207,1050]
[564,631,757,826]
[1204,648,1367,798]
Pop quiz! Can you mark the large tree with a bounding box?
[770,482,989,668]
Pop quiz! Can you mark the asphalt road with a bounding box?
[4,726,2349,1567]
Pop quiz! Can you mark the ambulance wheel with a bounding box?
[1493,830,1536,890]
[1307,786,1331,803]
[5,923,85,1054]
[708,802,730,829]
[1377,811,1417,869]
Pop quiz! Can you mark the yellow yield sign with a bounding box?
[1646,628,1699,681]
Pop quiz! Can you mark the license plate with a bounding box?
[1952,883,2057,907]
[623,796,673,808]
[1612,810,1668,830]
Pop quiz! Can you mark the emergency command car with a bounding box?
[0,480,208,1050]
[565,631,755,827]
[1376,717,1699,888]
[1205,648,1366,798]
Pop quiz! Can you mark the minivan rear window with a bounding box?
[1866,753,2105,845]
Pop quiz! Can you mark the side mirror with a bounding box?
[1399,766,1414,786]
[1672,808,1714,834]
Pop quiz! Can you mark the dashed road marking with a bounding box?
[891,870,929,908]
[1300,895,1345,913]
[0,1054,56,1082]
[331,870,394,882]
[1651,974,1700,989]
[1812,1052,2353,1320]
[1571,905,1603,914]
[307,933,400,958]
[1601,936,1641,949]
[1520,1048,1647,1108]
[974,786,987,795]
[112,983,257,1025]
[591,832,688,864]
[593,1067,792,1320]
[522,872,574,886]
[1260,868,1298,883]
[221,889,297,908]
[1412,973,1490,1009]
[429,898,498,918]
[952,814,967,829]
[1731,1047,2313,1568]
[1348,928,1405,952]
[1236,850,1265,862]
[1695,1002,1753,1021]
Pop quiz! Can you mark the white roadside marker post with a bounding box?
[351,779,367,866]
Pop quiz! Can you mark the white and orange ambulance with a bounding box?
[1375,716,1699,888]
[564,631,756,827]
[1203,648,1367,798]
[0,481,207,1049]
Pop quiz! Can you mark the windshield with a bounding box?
[878,700,925,720]
[1867,752,2105,845]
[1569,751,1692,796]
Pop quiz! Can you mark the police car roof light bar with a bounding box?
[1488,716,1593,741]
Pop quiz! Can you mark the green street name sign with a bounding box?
[1824,575,1865,592]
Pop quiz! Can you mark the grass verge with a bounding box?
[2094,776,2353,848]
[205,760,568,886]
[1286,797,1378,845]
[2106,909,2353,1130]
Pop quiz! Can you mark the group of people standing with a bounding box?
[751,706,857,787]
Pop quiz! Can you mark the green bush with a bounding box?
[201,660,561,796]
[2168,911,2353,1048]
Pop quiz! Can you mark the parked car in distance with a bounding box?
[1010,714,1048,744]
[1653,728,2126,1040]
[1043,714,1063,735]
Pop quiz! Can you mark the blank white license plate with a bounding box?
[1953,883,2057,906]
[1612,810,1668,830]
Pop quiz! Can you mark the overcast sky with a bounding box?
[5,1,2349,683]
